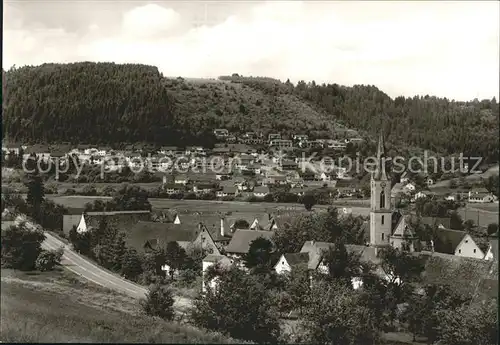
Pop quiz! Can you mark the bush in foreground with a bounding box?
[191,266,281,343]
[35,248,64,272]
[141,283,175,321]
[1,220,46,271]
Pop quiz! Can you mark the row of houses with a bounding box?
[392,181,498,204]
[57,207,498,296]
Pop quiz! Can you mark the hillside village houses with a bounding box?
[2,131,381,202]
[6,130,496,298]
[202,133,497,292]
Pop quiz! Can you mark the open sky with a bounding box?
[3,1,499,101]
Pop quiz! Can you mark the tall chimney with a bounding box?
[220,217,225,237]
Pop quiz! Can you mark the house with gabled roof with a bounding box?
[202,254,234,293]
[298,241,382,289]
[468,191,497,203]
[389,213,419,252]
[68,210,151,234]
[484,238,498,261]
[245,214,278,231]
[433,228,485,259]
[24,144,51,162]
[421,216,451,229]
[216,186,238,198]
[131,221,220,255]
[268,214,298,231]
[163,184,185,195]
[174,175,190,185]
[274,252,310,275]
[419,251,496,297]
[253,186,270,198]
[224,229,274,259]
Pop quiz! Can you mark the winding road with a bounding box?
[42,232,192,309]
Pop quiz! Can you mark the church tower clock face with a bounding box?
[380,182,386,188]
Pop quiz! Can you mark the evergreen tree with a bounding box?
[121,248,143,280]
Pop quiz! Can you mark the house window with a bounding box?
[380,191,386,208]
[473,249,476,253]
[458,249,461,254]
[381,215,385,225]
[382,233,385,241]
[465,240,468,243]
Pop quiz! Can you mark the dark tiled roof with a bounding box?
[283,252,309,266]
[203,254,232,265]
[300,241,380,269]
[83,211,151,232]
[127,221,199,252]
[225,229,274,254]
[25,145,50,154]
[86,211,150,216]
[470,188,489,194]
[420,251,495,297]
[222,186,238,194]
[270,214,297,230]
[253,186,270,193]
[434,228,467,253]
[62,214,81,234]
[421,217,451,229]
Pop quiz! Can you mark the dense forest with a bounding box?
[2,63,498,163]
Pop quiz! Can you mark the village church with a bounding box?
[370,133,417,252]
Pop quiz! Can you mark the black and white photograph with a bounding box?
[1,0,499,344]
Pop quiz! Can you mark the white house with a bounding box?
[341,208,352,215]
[445,194,457,201]
[253,186,270,198]
[76,214,88,233]
[434,228,485,259]
[173,214,181,224]
[413,191,430,201]
[320,172,331,181]
[274,253,309,275]
[202,254,233,293]
[403,182,416,193]
[400,172,410,185]
[468,191,497,203]
[484,238,498,261]
[73,210,151,234]
[174,175,189,185]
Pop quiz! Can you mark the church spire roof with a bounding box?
[373,131,388,181]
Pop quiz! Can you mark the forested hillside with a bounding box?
[2,63,498,163]
[2,63,338,147]
[222,75,499,163]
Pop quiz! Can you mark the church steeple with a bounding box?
[373,132,388,181]
[369,131,392,248]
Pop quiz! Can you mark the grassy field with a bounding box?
[0,268,243,343]
[42,194,371,217]
[465,202,499,212]
[458,206,499,227]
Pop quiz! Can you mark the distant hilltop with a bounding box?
[2,62,498,164]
